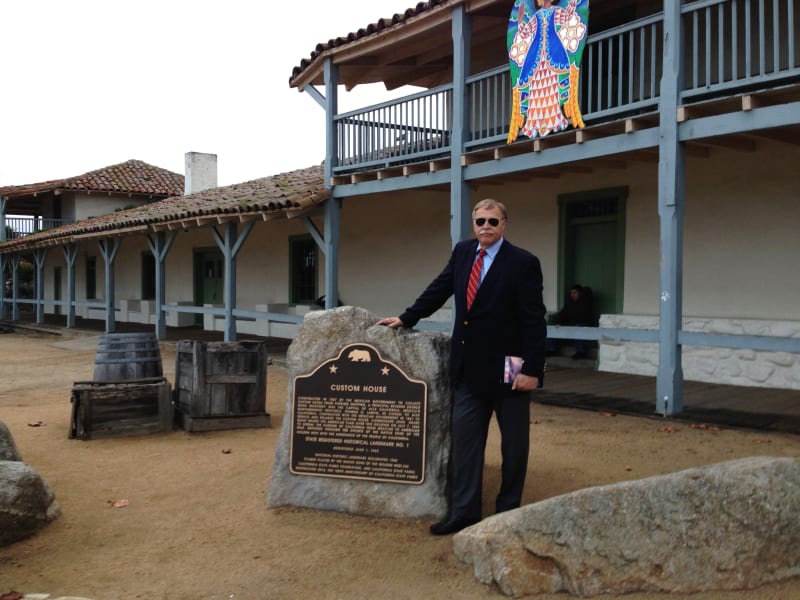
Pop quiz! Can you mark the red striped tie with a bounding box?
[466,248,486,310]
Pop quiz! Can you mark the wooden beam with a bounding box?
[350,172,376,183]
[625,117,656,133]
[742,95,762,111]
[402,163,429,176]
[462,149,495,166]
[376,167,404,180]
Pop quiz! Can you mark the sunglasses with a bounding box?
[474,217,502,227]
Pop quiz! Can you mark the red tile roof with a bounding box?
[0,159,184,199]
[0,165,329,252]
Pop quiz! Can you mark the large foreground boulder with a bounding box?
[268,306,452,519]
[0,421,61,546]
[0,421,22,461]
[454,456,800,597]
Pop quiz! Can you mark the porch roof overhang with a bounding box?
[0,165,330,254]
[288,0,641,92]
[289,0,512,92]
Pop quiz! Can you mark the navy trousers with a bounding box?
[450,382,531,519]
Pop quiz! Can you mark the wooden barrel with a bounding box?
[93,332,163,382]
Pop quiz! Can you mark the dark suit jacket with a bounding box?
[399,238,547,397]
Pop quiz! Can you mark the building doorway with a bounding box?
[289,236,317,305]
[557,187,626,318]
[194,249,224,325]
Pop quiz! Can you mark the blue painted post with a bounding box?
[11,254,20,321]
[34,248,47,324]
[450,4,472,247]
[656,1,686,416]
[211,221,253,342]
[223,222,237,342]
[0,254,6,320]
[62,244,77,329]
[0,197,6,243]
[324,57,341,309]
[98,238,120,333]
[147,231,176,340]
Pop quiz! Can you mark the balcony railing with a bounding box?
[335,84,453,174]
[2,216,69,240]
[333,0,799,174]
[682,0,800,100]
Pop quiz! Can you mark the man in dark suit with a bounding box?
[377,198,547,535]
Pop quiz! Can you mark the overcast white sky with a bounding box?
[0,0,416,187]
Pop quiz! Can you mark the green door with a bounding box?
[569,219,618,316]
[559,189,626,318]
[194,249,224,325]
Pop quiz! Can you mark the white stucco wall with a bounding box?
[64,192,152,223]
[338,190,452,317]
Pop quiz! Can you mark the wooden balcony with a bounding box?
[2,216,70,240]
[331,0,800,184]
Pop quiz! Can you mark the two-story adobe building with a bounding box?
[1,0,798,417]
[289,0,800,415]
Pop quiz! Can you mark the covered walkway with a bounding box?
[4,316,799,435]
[541,362,800,434]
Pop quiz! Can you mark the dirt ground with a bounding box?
[1,329,799,600]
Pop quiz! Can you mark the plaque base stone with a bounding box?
[267,306,452,519]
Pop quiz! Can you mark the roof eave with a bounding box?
[290,0,461,91]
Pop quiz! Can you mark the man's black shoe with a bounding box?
[429,515,480,535]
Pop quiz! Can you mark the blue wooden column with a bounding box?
[10,254,21,321]
[0,253,7,320]
[323,57,341,310]
[450,4,472,246]
[147,231,177,340]
[61,244,77,328]
[98,238,121,333]
[210,220,254,341]
[0,197,6,242]
[33,248,48,324]
[656,1,686,415]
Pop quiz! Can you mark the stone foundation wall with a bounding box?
[599,315,800,390]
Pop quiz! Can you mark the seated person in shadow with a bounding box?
[547,284,596,359]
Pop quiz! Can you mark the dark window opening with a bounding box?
[85,256,97,300]
[142,253,156,300]
[290,237,317,305]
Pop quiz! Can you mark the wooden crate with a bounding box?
[70,377,173,440]
[174,340,270,432]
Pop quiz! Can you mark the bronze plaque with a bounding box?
[290,343,427,484]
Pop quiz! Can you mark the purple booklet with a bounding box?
[503,355,524,384]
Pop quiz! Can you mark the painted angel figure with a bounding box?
[507,0,589,143]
